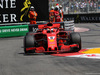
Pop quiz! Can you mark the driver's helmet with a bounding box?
[47,22,53,26]
[30,6,35,11]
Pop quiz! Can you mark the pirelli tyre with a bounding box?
[24,35,35,54]
[26,32,33,36]
[70,32,81,52]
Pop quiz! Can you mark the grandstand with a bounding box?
[49,0,100,14]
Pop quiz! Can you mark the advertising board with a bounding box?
[0,0,49,24]
[0,25,28,37]
[64,13,100,23]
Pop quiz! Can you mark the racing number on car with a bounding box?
[32,27,38,32]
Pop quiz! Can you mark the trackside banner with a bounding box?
[0,0,49,24]
[64,13,100,23]
[0,25,28,37]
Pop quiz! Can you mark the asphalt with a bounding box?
[0,23,100,75]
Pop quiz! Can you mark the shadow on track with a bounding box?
[18,52,49,56]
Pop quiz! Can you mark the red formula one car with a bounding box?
[24,22,81,54]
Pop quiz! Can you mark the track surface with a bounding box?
[0,23,100,75]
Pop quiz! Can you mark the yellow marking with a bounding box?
[20,0,31,21]
[50,39,54,42]
[81,48,100,54]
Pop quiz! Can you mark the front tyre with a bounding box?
[24,35,35,54]
[70,32,81,52]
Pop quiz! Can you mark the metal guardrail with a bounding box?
[64,20,74,31]
[0,20,75,32]
[0,22,29,26]
[0,21,47,26]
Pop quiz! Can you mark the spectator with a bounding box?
[94,3,97,12]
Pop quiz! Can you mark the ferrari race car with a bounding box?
[24,22,81,54]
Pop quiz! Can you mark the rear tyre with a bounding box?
[24,35,35,54]
[70,32,81,52]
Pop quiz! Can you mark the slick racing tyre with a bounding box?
[26,32,33,36]
[70,32,81,52]
[24,35,35,54]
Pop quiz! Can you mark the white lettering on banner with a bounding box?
[0,14,17,23]
[81,16,100,21]
[10,0,16,8]
[0,0,3,8]
[5,0,8,8]
[3,14,9,22]
[0,28,28,33]
[11,29,19,32]
[0,0,17,23]
[0,0,16,8]
[11,28,28,32]
[20,28,28,31]
[2,29,10,32]
[10,14,17,22]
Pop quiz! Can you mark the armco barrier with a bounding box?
[0,25,29,38]
[64,20,74,31]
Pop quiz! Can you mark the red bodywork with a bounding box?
[25,23,79,53]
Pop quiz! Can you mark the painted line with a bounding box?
[68,54,100,59]
[51,48,100,59]
[81,48,100,54]
[51,49,87,57]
